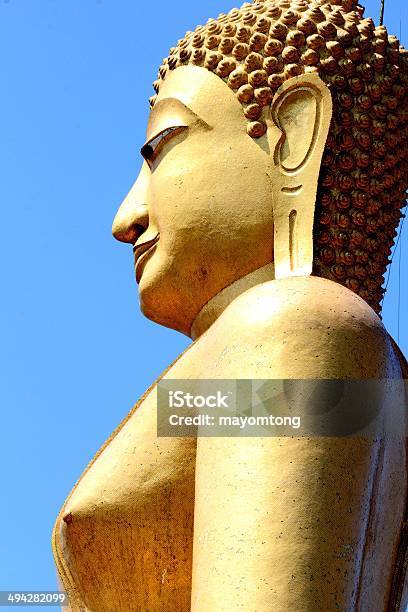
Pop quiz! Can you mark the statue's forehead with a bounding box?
[148,65,245,137]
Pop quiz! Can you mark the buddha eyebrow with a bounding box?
[150,97,202,121]
[148,97,211,136]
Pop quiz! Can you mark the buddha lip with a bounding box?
[133,234,159,259]
[133,234,159,282]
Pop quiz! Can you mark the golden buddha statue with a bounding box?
[53,0,408,610]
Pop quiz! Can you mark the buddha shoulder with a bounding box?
[190,276,402,379]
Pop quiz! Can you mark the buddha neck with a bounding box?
[190,262,275,340]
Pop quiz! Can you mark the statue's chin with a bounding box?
[137,266,192,336]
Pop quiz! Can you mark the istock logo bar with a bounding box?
[157,379,407,438]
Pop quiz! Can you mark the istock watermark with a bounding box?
[168,390,232,409]
[157,379,407,438]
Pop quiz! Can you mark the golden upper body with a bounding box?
[54,276,407,611]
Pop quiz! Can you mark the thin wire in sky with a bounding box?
[381,202,407,307]
[379,0,385,25]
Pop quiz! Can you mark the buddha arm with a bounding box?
[188,277,406,612]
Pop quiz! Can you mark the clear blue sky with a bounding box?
[0,0,406,605]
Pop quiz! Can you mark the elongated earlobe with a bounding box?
[269,73,333,279]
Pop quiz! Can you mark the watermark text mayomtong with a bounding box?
[157,379,407,438]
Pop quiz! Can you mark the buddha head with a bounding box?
[113,0,408,336]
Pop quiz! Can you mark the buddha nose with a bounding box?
[112,163,150,244]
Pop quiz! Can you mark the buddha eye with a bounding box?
[141,126,186,167]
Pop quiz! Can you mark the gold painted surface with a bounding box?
[54,277,407,611]
[53,0,408,610]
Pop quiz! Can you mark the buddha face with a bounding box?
[113,65,276,335]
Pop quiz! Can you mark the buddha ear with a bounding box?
[268,73,333,279]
